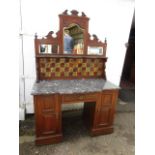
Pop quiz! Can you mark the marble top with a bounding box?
[31,79,119,95]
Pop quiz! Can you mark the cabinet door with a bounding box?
[95,90,118,128]
[96,106,113,127]
[34,95,61,137]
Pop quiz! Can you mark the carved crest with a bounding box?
[71,10,79,16]
[92,34,99,41]
[81,12,86,17]
[61,10,87,18]
[62,10,68,15]
[46,31,54,38]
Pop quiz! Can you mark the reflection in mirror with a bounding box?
[63,24,84,54]
[40,44,52,54]
[39,44,59,54]
[87,46,103,55]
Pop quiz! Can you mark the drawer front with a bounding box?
[62,93,98,103]
[101,90,118,106]
[85,93,98,101]
[34,95,58,112]
[101,93,113,106]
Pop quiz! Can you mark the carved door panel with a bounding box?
[96,106,114,127]
[34,95,61,137]
[95,90,118,128]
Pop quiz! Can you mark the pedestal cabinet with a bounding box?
[90,90,119,136]
[34,95,62,145]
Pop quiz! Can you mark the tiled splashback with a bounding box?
[38,58,105,80]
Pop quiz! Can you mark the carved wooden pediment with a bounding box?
[62,9,87,18]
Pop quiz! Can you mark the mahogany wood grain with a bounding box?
[34,94,62,145]
[33,10,118,145]
[33,90,118,145]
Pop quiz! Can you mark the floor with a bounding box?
[19,90,135,155]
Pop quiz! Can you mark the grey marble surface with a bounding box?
[31,79,119,95]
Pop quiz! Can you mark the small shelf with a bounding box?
[36,54,107,59]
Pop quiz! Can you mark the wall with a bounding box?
[19,0,134,119]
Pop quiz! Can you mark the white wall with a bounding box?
[19,0,134,117]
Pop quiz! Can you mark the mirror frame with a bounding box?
[59,10,89,55]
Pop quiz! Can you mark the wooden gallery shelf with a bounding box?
[36,54,107,59]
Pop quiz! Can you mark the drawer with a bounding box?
[62,94,85,103]
[101,90,118,106]
[62,93,98,103]
[101,93,113,106]
[34,95,58,113]
[85,93,98,101]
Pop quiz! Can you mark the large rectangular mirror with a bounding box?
[63,24,84,54]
